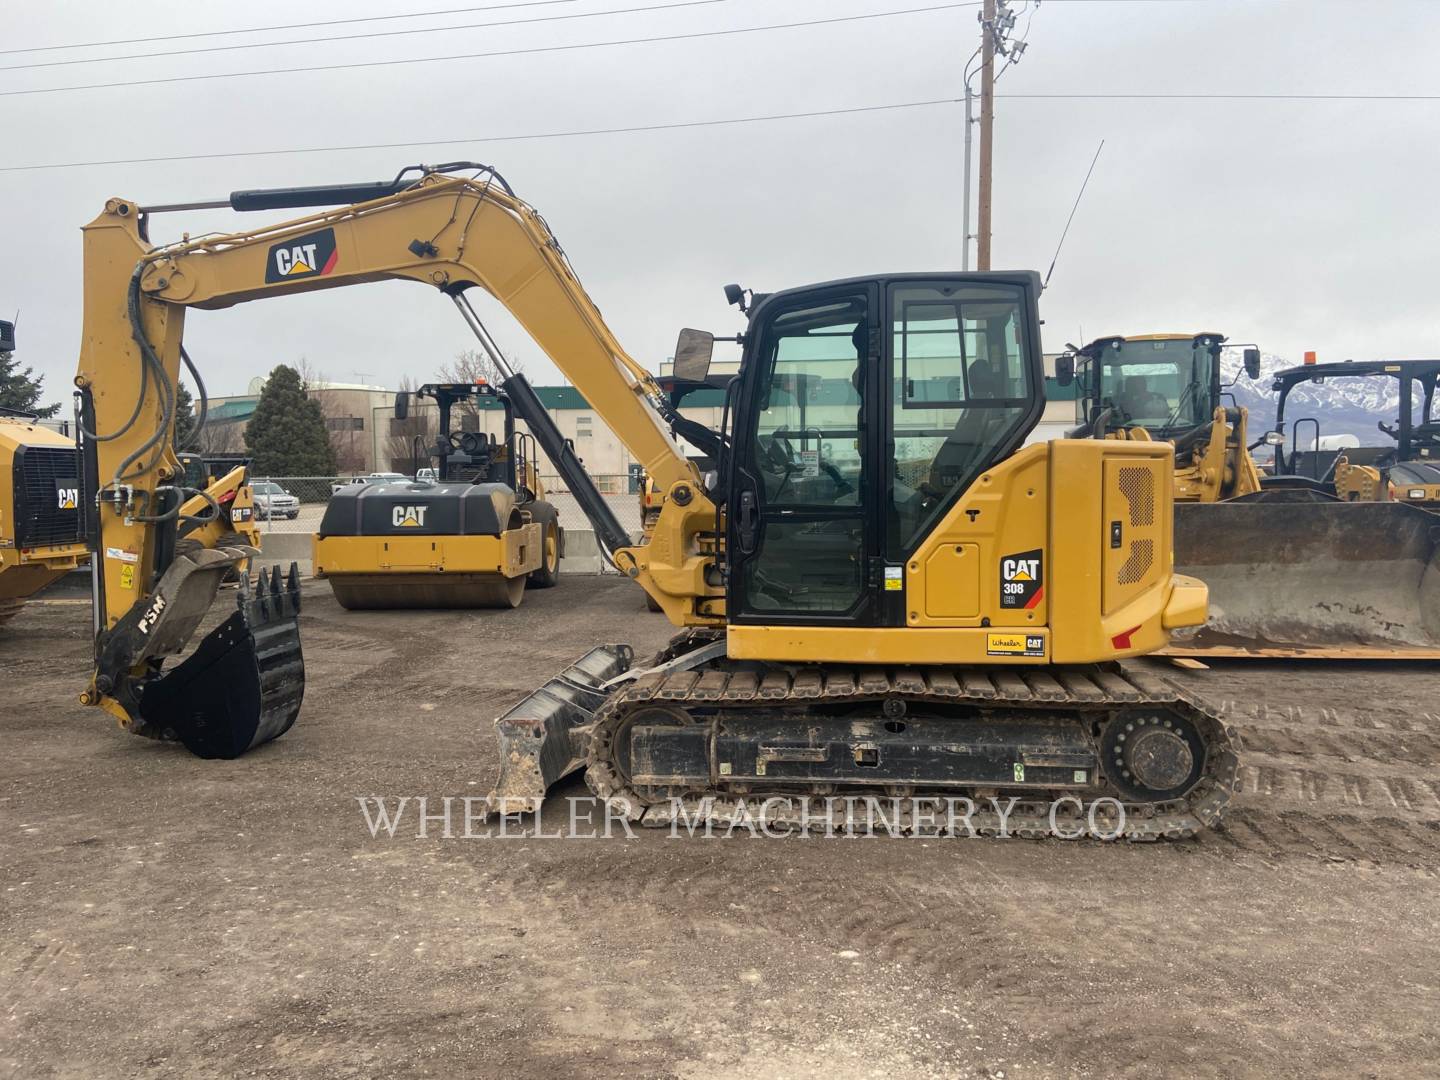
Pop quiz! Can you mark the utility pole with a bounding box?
[964,0,1031,271]
[962,81,973,271]
[976,0,997,271]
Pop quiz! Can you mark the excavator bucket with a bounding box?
[1170,500,1440,658]
[138,564,305,758]
[486,644,633,814]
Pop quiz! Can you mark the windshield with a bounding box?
[1084,338,1216,432]
[253,482,282,495]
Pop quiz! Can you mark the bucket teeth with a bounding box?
[137,560,306,759]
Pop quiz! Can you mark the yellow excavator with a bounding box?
[1059,334,1440,658]
[76,164,1238,837]
[1,316,89,623]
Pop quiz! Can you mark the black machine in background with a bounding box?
[396,381,540,490]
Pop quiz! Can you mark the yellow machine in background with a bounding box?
[1060,333,1440,657]
[77,164,1237,837]
[1059,332,1263,502]
[1265,358,1440,510]
[0,317,89,623]
[313,381,561,609]
[0,413,89,624]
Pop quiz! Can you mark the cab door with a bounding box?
[727,283,879,625]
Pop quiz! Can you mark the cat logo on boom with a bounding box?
[264,228,339,284]
[392,505,428,528]
[1000,548,1044,609]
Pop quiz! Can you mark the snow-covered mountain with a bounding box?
[1220,349,1404,446]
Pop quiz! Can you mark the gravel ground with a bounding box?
[3,575,1438,1079]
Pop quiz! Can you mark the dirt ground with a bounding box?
[3,573,1439,1079]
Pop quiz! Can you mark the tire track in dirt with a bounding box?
[1215,698,1440,868]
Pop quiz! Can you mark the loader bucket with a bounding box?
[139,564,305,758]
[1171,500,1440,658]
[487,644,634,814]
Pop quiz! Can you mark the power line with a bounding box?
[998,92,1440,99]
[0,0,746,73]
[0,0,1258,58]
[2,86,1432,173]
[0,0,586,56]
[0,98,962,174]
[0,3,977,98]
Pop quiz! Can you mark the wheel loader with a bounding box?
[1058,333,1264,502]
[313,380,561,609]
[1060,335,1440,658]
[0,318,89,623]
[79,163,1238,837]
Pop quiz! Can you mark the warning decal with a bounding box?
[1000,548,1044,610]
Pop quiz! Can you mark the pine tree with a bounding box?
[0,349,59,418]
[173,381,197,450]
[244,364,338,476]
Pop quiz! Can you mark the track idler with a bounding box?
[137,564,305,758]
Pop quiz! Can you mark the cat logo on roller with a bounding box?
[264,228,339,284]
[392,505,428,528]
[1000,548,1044,609]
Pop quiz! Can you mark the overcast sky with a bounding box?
[5,0,1440,401]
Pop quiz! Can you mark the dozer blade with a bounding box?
[1170,501,1440,658]
[138,564,305,758]
[487,644,634,814]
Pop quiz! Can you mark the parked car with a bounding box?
[329,473,409,495]
[415,468,438,483]
[251,480,300,520]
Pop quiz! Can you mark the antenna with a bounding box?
[1043,139,1104,291]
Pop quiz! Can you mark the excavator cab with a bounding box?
[726,275,1042,624]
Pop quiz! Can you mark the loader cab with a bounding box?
[723,272,1044,627]
[1270,360,1440,502]
[1070,333,1230,440]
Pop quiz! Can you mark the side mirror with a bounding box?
[394,390,410,421]
[1054,354,1075,387]
[1243,348,1261,380]
[673,328,715,382]
[1264,430,1285,447]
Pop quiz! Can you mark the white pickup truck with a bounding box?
[329,473,408,495]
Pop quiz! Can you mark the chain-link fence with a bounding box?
[249,475,646,539]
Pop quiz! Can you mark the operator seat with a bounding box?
[924,355,1011,496]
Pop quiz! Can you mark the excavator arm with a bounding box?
[78,166,723,749]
